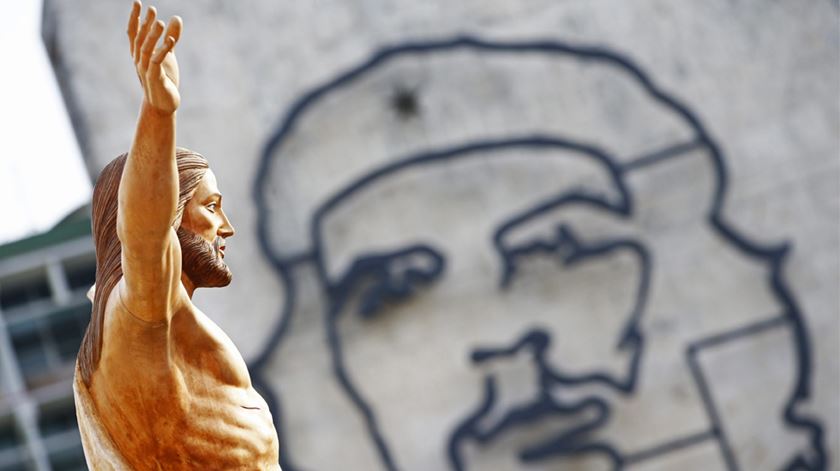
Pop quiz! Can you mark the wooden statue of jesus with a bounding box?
[73,2,281,469]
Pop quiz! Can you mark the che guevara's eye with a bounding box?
[335,245,446,318]
[498,223,585,288]
[359,252,444,317]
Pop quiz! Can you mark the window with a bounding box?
[0,418,26,471]
[0,269,51,312]
[48,445,86,471]
[61,256,95,293]
[47,305,88,363]
[40,401,85,470]
[9,318,52,387]
[38,400,77,439]
[0,418,22,454]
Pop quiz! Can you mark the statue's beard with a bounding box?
[176,227,232,288]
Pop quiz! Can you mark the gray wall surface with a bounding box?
[43,0,838,469]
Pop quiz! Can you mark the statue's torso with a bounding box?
[82,282,280,470]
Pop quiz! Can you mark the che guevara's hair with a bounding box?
[78,148,209,386]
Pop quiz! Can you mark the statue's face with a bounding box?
[179,169,236,288]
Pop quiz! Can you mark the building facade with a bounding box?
[0,206,93,470]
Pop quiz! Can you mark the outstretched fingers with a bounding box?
[140,20,165,71]
[133,6,156,63]
[151,16,182,65]
[126,0,141,54]
[151,36,176,65]
[164,16,182,46]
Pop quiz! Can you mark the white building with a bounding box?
[0,206,93,471]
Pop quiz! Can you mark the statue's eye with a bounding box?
[206,202,217,213]
[334,245,446,318]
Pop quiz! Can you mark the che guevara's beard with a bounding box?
[176,227,232,288]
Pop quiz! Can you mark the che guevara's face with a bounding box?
[178,169,236,288]
[315,155,647,469]
[254,37,826,470]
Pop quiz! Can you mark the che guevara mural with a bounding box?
[250,38,827,471]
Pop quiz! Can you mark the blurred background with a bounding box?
[0,0,837,470]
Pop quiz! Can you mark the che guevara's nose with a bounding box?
[465,329,610,453]
[467,330,552,433]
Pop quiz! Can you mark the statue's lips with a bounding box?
[214,237,226,258]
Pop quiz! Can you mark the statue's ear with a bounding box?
[623,148,717,231]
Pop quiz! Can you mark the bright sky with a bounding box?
[0,0,92,245]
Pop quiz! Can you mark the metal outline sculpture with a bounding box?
[250,37,827,471]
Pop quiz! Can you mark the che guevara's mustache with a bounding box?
[456,329,614,457]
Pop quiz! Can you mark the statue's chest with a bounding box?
[171,309,252,389]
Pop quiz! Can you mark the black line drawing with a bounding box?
[250,37,827,471]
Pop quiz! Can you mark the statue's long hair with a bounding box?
[78,148,208,386]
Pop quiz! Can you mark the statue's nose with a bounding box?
[218,208,235,238]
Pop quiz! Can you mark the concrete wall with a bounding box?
[43,0,838,469]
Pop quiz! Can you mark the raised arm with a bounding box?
[117,1,184,322]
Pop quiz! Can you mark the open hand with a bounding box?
[127,1,182,114]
